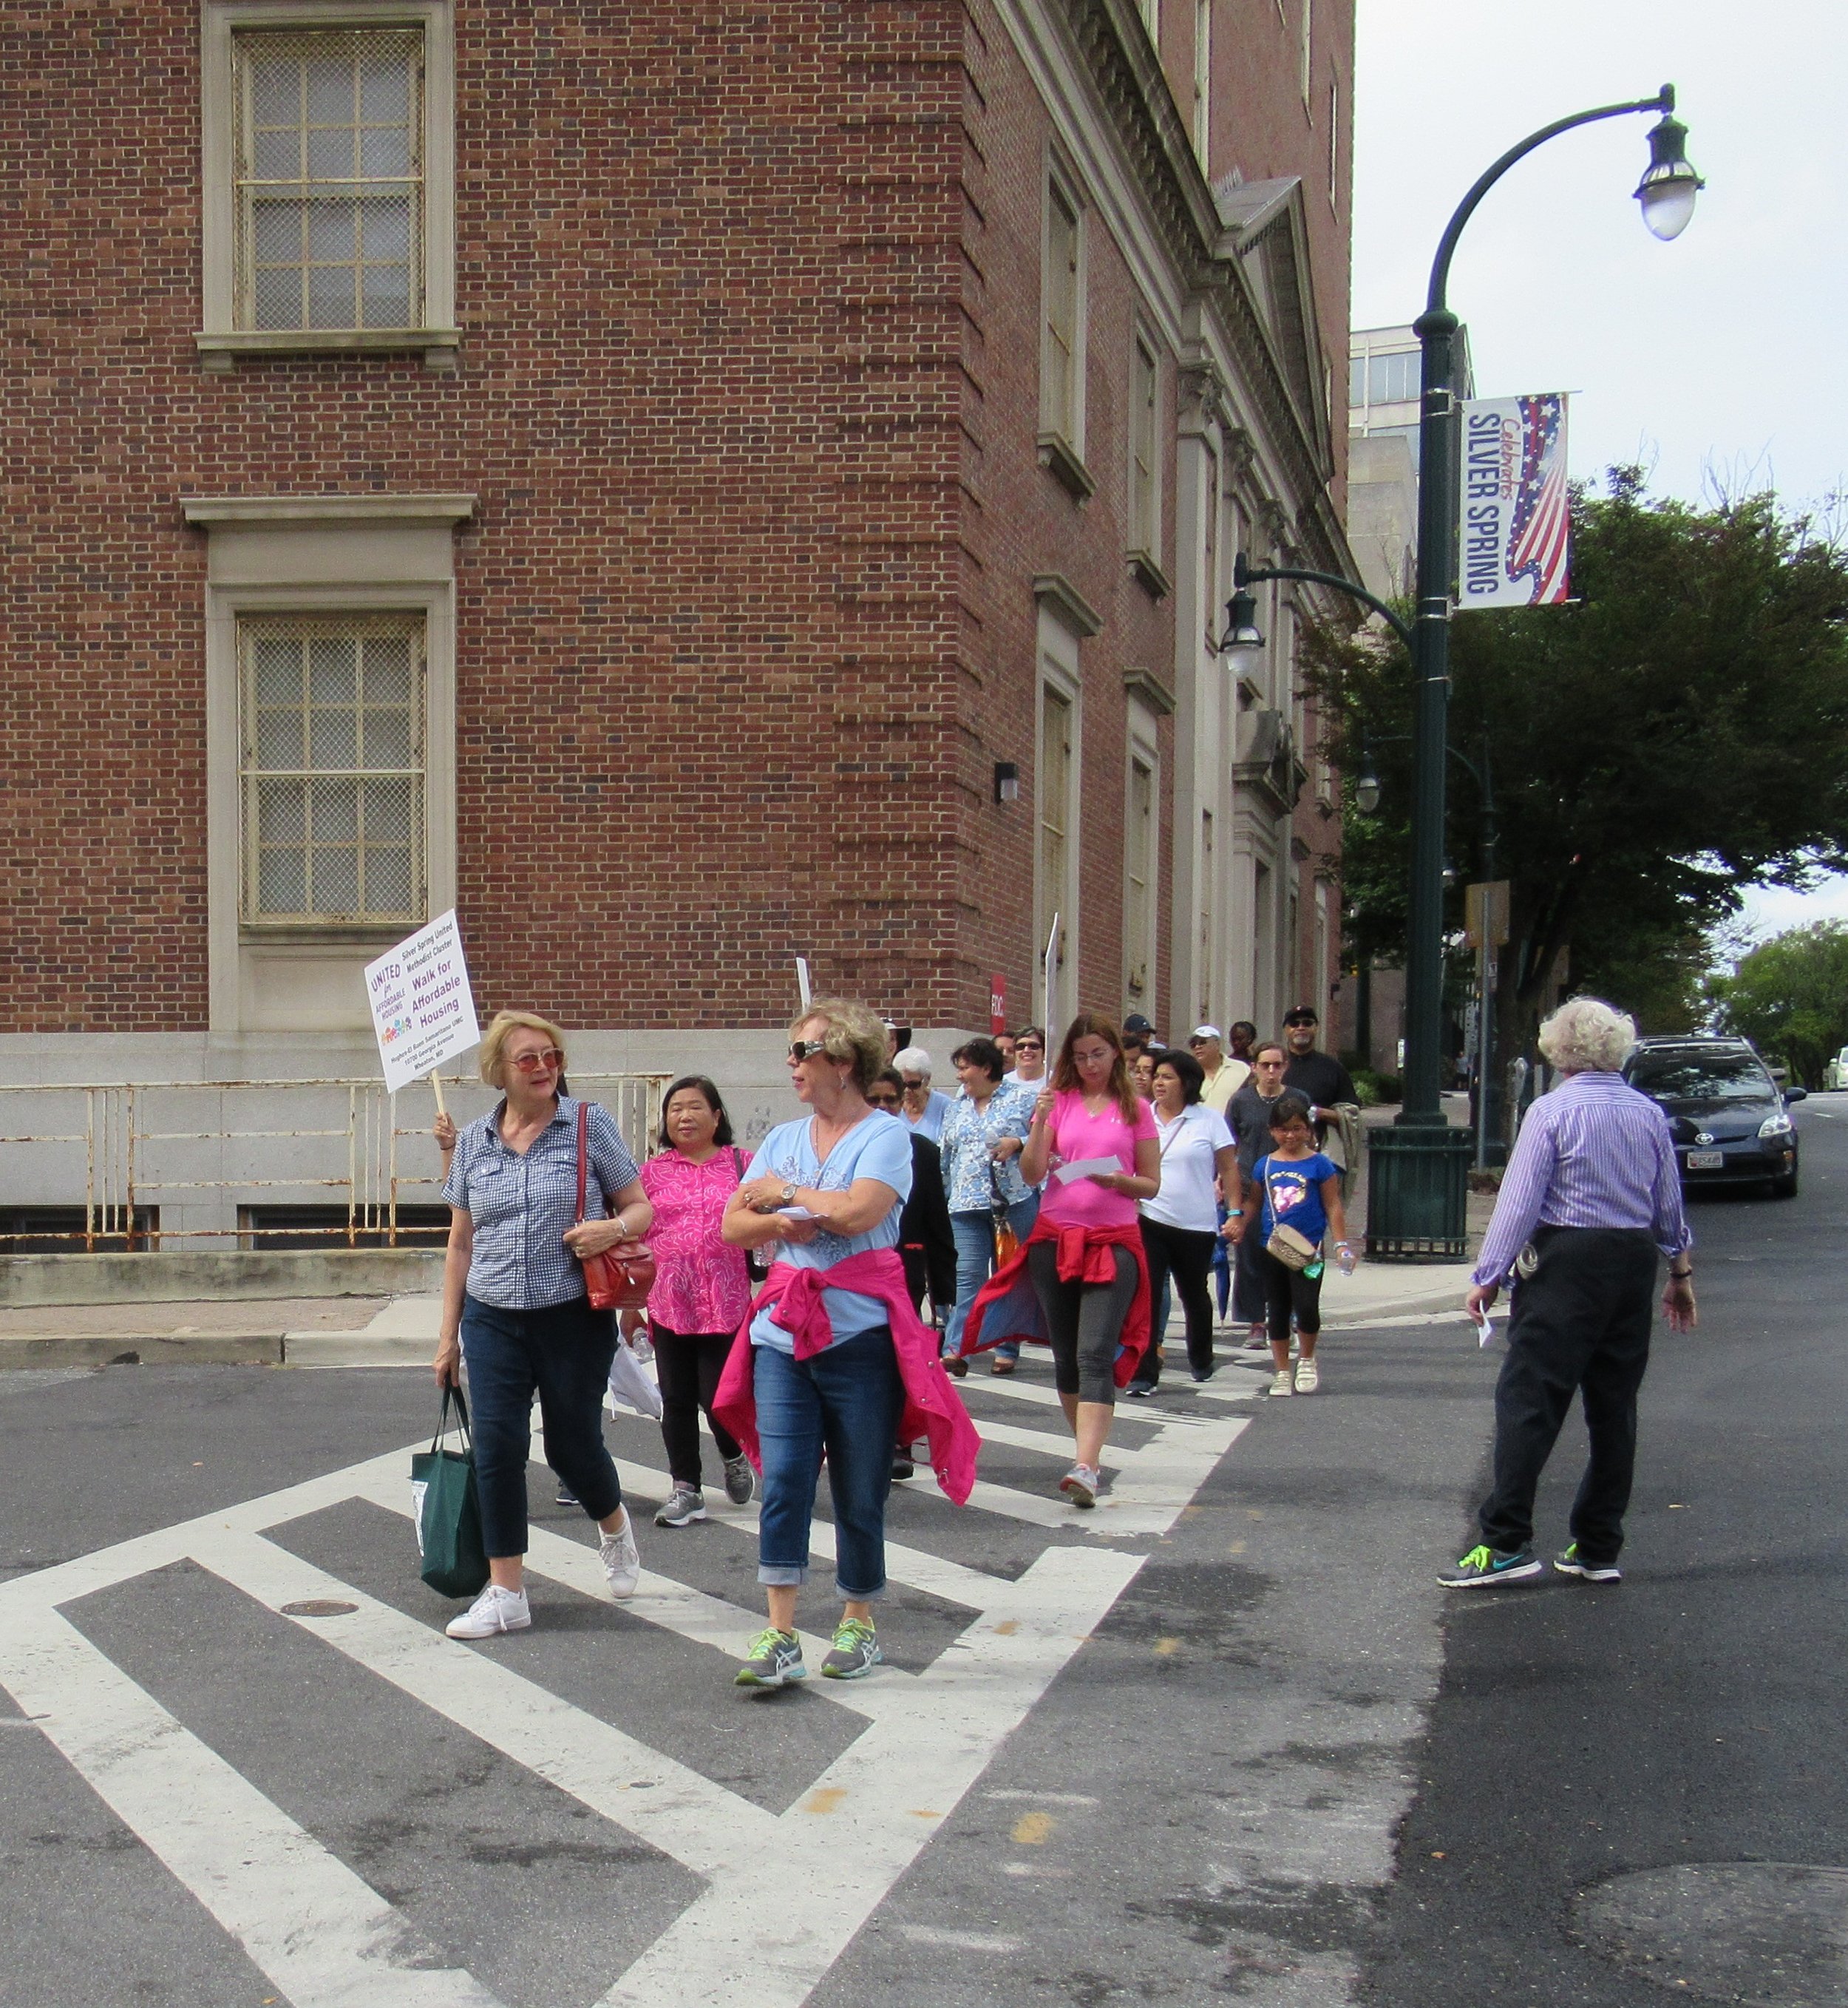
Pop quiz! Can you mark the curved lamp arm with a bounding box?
[1233,552,1415,654]
[1427,86,1676,314]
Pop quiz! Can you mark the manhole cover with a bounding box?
[279,1600,359,1618]
[1576,1862,1848,2004]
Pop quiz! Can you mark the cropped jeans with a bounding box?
[943,1193,1040,1362]
[753,1326,906,1599]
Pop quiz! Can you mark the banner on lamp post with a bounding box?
[1456,393,1571,609]
[989,974,1008,1037]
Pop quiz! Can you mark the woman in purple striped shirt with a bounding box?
[1439,997,1695,1590]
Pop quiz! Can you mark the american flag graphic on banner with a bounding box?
[1457,393,1572,610]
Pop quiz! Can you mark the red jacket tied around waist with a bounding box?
[961,1214,1153,1386]
[712,1246,981,1503]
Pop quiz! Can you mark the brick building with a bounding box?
[0,0,1353,1238]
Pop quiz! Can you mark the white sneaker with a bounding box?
[600,1513,642,1598]
[1059,1462,1101,1508]
[1268,1368,1294,1397]
[1294,1357,1320,1394]
[446,1583,531,1639]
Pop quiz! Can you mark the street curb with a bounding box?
[1321,1285,1471,1327]
[0,1334,287,1367]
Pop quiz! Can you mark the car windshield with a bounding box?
[1628,1051,1775,1106]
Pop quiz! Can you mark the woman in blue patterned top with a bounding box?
[937,1037,1037,1374]
[433,1011,653,1642]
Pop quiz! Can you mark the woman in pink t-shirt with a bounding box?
[633,1076,758,1528]
[1019,1013,1161,1505]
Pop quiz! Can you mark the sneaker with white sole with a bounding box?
[722,1454,755,1505]
[1268,1368,1294,1396]
[734,1627,806,1688]
[653,1487,706,1528]
[1243,1324,1271,1351]
[1059,1462,1101,1508]
[820,1616,882,1679]
[446,1583,531,1639]
[600,1513,642,1598]
[1294,1357,1319,1394]
[1554,1542,1623,1583]
[1438,1543,1543,1588]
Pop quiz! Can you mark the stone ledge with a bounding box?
[0,1250,444,1309]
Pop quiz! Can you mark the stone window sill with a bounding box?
[1037,431,1095,502]
[197,329,461,373]
[1127,549,1172,600]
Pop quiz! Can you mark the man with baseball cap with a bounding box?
[1188,1023,1249,1119]
[1122,1013,1161,1061]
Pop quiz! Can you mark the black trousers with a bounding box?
[1478,1225,1657,1564]
[1260,1246,1323,1345]
[653,1324,744,1490]
[1132,1217,1218,1383]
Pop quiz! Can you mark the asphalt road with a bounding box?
[0,1097,1836,2007]
[1356,1089,1848,2007]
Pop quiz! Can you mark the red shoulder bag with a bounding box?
[575,1105,655,1312]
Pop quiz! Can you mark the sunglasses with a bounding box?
[900,1076,927,1090]
[866,1091,900,1108]
[789,1039,832,1062]
[1017,1042,1043,1052]
[1283,1016,1317,1028]
[510,1047,565,1073]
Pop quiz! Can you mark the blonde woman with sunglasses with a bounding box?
[432,1011,652,1641]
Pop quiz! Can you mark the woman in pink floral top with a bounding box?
[633,1076,758,1527]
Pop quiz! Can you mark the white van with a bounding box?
[1824,1048,1848,1091]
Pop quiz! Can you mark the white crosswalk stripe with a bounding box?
[0,1354,1254,2008]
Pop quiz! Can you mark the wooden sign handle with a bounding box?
[430,1072,448,1118]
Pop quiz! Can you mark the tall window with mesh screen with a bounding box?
[232,27,424,331]
[239,616,426,927]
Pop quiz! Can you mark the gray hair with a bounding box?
[1538,995,1637,1076]
[892,1045,932,1080]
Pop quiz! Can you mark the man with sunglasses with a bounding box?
[1281,1006,1357,1155]
[1229,1043,1294,1346]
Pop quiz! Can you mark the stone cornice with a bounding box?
[1057,0,1351,579]
[180,494,478,525]
[1033,572,1104,639]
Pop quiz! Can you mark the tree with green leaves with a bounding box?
[1706,920,1848,1087]
[1308,472,1848,1068]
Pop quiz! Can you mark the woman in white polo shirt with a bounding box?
[1129,1048,1239,1392]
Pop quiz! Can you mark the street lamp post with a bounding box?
[1223,86,1699,1255]
[1388,85,1696,1250]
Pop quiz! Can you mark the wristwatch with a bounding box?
[778,1181,798,1206]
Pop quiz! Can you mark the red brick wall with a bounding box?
[955,0,1178,1038]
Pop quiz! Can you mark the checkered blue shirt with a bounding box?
[442,1095,640,1309]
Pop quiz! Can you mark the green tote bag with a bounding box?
[410,1385,490,1599]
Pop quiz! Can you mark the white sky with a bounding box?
[1351,0,1848,515]
[1351,1,1848,957]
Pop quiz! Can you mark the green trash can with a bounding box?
[1365,1123,1473,1259]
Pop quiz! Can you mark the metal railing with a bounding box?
[0,1072,671,1251]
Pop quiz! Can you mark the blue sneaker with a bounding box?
[1437,1543,1543,1588]
[734,1627,806,1688]
[1553,1543,1622,1583]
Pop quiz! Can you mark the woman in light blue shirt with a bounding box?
[937,1037,1037,1374]
[721,999,914,1689]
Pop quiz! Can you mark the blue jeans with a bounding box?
[460,1292,621,1558]
[753,1326,906,1599]
[944,1194,1039,1360]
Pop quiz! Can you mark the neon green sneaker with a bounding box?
[1437,1543,1543,1588]
[819,1616,882,1680]
[734,1627,806,1687]
[1553,1543,1622,1583]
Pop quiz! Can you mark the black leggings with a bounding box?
[653,1324,744,1489]
[1260,1246,1323,1346]
[1134,1217,1218,1383]
[1027,1241,1138,1405]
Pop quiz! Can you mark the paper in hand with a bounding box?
[1054,1156,1120,1185]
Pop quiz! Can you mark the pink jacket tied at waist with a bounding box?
[712,1247,980,1505]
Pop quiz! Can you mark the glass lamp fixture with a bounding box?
[1220,587,1264,671]
[1634,94,1703,241]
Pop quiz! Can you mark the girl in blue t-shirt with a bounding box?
[1232,1093,1354,1397]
